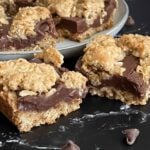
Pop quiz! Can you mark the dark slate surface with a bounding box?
[1,0,150,149]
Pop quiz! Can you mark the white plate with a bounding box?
[0,0,129,60]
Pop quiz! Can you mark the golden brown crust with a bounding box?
[0,59,59,93]
[82,34,125,76]
[61,71,87,90]
[118,34,150,58]
[35,47,64,68]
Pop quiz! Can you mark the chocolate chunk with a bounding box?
[18,83,83,111]
[58,17,88,34]
[62,140,80,150]
[126,16,135,26]
[122,128,140,145]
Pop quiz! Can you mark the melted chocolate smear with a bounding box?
[101,55,147,98]
[0,17,57,50]
[18,84,81,111]
[57,0,116,34]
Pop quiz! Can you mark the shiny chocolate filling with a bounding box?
[18,83,87,111]
[57,0,116,34]
[76,55,148,98]
[0,17,57,50]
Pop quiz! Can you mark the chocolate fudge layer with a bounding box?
[0,48,87,132]
[0,6,56,51]
[38,0,117,41]
[77,34,150,105]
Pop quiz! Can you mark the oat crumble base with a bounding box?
[0,59,59,93]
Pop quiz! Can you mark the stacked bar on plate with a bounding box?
[0,48,88,132]
[37,0,117,41]
[76,34,150,105]
[0,0,118,48]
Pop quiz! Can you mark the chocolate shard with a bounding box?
[58,17,88,34]
[122,55,147,98]
[62,140,80,150]
[126,16,135,26]
[122,128,140,145]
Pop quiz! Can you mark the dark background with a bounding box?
[1,0,150,149]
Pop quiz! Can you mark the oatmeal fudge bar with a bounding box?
[76,34,150,105]
[0,48,88,132]
[37,0,117,41]
[0,6,57,51]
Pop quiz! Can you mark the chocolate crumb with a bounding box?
[62,140,80,150]
[122,128,140,145]
[125,16,135,26]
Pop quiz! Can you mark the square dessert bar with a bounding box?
[77,34,150,105]
[38,0,117,41]
[0,48,87,132]
[0,6,57,51]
